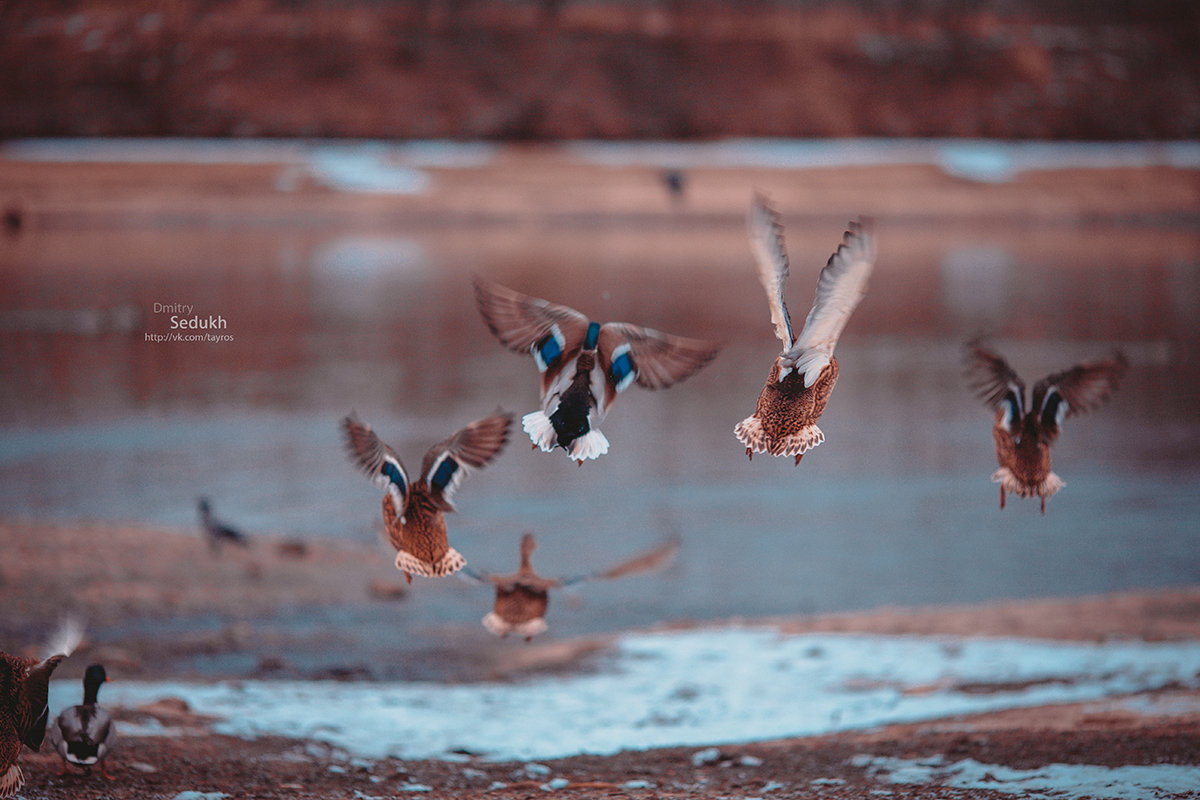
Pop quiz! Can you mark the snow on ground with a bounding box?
[50,628,1200,762]
[853,754,1200,800]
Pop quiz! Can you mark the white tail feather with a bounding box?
[522,411,557,452]
[567,429,610,461]
[482,612,548,639]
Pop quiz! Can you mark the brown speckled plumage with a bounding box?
[966,342,1128,513]
[342,412,512,581]
[735,195,874,465]
[2,651,66,798]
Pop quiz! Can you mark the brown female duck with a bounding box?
[473,276,718,463]
[463,533,679,641]
[735,195,876,464]
[966,342,1128,513]
[1,651,68,797]
[342,412,512,581]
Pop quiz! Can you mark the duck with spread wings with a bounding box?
[462,533,680,641]
[965,341,1128,513]
[473,277,718,463]
[735,196,876,464]
[342,412,512,581]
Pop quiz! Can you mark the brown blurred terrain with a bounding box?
[2,0,1198,139]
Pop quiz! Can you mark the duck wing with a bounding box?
[341,414,410,518]
[420,412,513,512]
[1032,352,1128,437]
[782,219,876,387]
[596,323,718,398]
[561,536,680,587]
[747,194,795,349]
[473,276,593,381]
[965,341,1028,433]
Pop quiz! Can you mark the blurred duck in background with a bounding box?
[966,341,1128,513]
[49,664,116,780]
[463,533,680,641]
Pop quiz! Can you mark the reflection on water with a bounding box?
[2,211,1199,642]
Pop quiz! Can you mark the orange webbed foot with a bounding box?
[405,572,413,584]
[794,453,804,466]
[745,447,753,461]
[999,485,1006,510]
[101,763,115,781]
[1040,496,1046,515]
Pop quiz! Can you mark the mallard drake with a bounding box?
[48,664,115,779]
[473,276,719,463]
[463,533,679,641]
[966,341,1128,513]
[735,196,876,464]
[1,652,68,798]
[197,497,250,552]
[341,412,512,581]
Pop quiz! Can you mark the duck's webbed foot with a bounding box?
[745,447,753,461]
[999,485,1006,510]
[794,452,804,466]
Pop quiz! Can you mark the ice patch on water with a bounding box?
[855,754,1200,799]
[50,629,1200,762]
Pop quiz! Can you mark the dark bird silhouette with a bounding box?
[965,341,1128,513]
[661,169,686,204]
[462,533,679,641]
[49,664,116,779]
[474,276,718,463]
[735,195,876,464]
[197,497,251,552]
[342,412,512,582]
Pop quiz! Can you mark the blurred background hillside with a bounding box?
[2,0,1198,140]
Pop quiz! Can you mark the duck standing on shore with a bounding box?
[49,664,116,779]
[1,620,82,798]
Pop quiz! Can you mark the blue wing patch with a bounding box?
[430,456,460,493]
[533,324,566,373]
[584,321,601,350]
[609,343,636,393]
[381,459,407,493]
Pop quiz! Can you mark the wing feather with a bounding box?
[747,193,794,348]
[597,323,718,392]
[340,414,410,515]
[421,412,513,511]
[964,342,1026,431]
[1032,351,1128,427]
[561,536,680,587]
[473,276,591,372]
[783,219,876,386]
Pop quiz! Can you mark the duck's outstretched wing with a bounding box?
[596,323,718,399]
[782,219,876,387]
[341,414,410,517]
[965,342,1027,432]
[421,412,513,512]
[747,193,794,349]
[473,276,592,381]
[561,535,680,587]
[1032,352,1128,438]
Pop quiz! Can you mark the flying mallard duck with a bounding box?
[473,276,719,463]
[735,196,876,464]
[462,533,680,641]
[1,620,82,798]
[49,664,115,779]
[965,341,1128,513]
[341,412,512,581]
[197,497,251,553]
